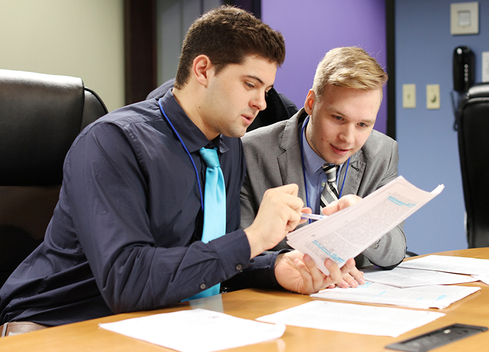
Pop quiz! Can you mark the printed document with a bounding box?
[99,309,285,352]
[257,300,444,337]
[311,281,480,309]
[363,266,477,288]
[287,176,444,274]
[400,255,489,276]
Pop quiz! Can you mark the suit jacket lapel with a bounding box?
[277,109,308,202]
[341,149,366,196]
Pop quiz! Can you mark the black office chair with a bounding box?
[0,69,108,287]
[457,82,489,248]
[246,87,298,131]
[146,78,298,131]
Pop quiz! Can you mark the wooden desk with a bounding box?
[2,248,489,351]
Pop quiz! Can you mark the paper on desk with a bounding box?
[287,176,444,274]
[257,300,444,337]
[99,309,285,352]
[311,281,480,309]
[400,255,489,276]
[363,266,477,288]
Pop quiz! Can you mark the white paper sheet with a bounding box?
[286,176,444,274]
[310,281,480,309]
[99,309,286,352]
[363,266,477,287]
[400,255,489,276]
[257,301,444,337]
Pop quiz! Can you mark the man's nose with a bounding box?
[251,91,267,111]
[338,124,355,144]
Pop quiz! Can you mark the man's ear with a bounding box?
[192,54,214,86]
[304,89,316,115]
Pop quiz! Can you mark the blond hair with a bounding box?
[312,47,388,98]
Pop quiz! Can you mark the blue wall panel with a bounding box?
[396,0,489,254]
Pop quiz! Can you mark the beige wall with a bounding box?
[0,0,124,112]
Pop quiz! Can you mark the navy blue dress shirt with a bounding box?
[0,91,281,326]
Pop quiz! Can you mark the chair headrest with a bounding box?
[0,69,85,186]
[466,82,489,99]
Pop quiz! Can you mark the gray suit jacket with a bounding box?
[240,109,406,269]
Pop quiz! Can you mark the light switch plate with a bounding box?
[451,2,479,35]
[403,84,416,108]
[427,84,440,109]
[483,52,489,82]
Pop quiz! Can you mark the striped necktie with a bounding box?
[320,164,339,212]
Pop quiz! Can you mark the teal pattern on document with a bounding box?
[311,240,345,264]
[387,196,415,207]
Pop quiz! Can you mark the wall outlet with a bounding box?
[483,52,489,82]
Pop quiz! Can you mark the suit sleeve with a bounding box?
[240,169,260,229]
[239,132,270,230]
[359,141,407,269]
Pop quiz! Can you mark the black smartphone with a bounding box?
[386,323,487,352]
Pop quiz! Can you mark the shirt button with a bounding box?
[200,283,206,290]
[235,264,243,271]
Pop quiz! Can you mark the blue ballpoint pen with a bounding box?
[301,213,328,221]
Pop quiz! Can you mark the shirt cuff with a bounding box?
[208,229,252,278]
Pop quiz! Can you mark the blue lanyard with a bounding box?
[158,98,204,211]
[299,116,349,210]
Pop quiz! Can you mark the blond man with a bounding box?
[241,47,406,269]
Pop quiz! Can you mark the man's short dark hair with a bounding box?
[174,5,285,89]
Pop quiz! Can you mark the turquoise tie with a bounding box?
[183,147,226,300]
[199,147,226,244]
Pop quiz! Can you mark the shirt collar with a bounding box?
[159,90,229,155]
[301,117,331,177]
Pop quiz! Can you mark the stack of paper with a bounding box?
[308,255,482,310]
[311,281,480,309]
[400,254,489,276]
[363,266,477,288]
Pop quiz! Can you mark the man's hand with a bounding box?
[322,194,362,216]
[274,250,365,294]
[244,184,306,258]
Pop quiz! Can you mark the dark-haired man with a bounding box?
[0,6,363,335]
